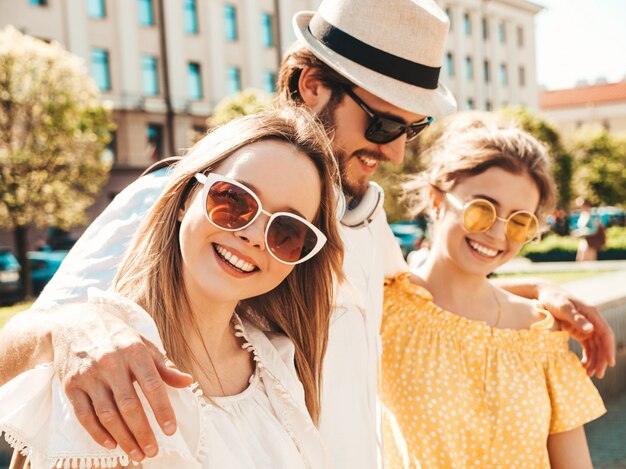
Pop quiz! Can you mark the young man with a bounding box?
[0,0,614,467]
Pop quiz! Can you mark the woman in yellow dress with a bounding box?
[381,113,606,469]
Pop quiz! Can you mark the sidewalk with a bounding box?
[588,392,626,468]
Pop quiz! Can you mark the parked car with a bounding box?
[0,248,22,306]
[28,250,67,295]
[568,206,626,230]
[390,221,425,258]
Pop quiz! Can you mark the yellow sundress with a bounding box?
[381,273,606,469]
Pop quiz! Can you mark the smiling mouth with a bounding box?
[356,154,378,168]
[213,244,259,273]
[467,238,501,259]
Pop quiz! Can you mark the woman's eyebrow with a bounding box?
[472,193,500,206]
[239,179,306,218]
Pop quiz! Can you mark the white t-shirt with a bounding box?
[34,168,402,468]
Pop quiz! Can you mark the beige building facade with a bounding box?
[540,80,626,138]
[440,0,543,112]
[0,0,542,249]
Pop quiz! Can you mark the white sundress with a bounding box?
[0,289,329,468]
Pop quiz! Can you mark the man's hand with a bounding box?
[51,303,193,462]
[536,285,616,378]
[493,276,616,378]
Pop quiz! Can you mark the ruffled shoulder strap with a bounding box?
[384,272,434,301]
[233,317,330,468]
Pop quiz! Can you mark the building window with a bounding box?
[498,22,506,44]
[463,13,471,36]
[263,71,276,93]
[467,98,475,110]
[87,0,106,18]
[486,101,493,111]
[226,66,241,95]
[445,8,452,30]
[224,4,237,41]
[147,124,164,161]
[446,52,454,77]
[517,25,524,47]
[260,12,273,47]
[29,0,48,5]
[465,56,473,80]
[91,48,111,91]
[500,63,508,85]
[138,0,154,26]
[188,62,203,100]
[483,60,490,83]
[184,0,198,34]
[481,17,488,40]
[142,55,159,96]
[519,65,526,87]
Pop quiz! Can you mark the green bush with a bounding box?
[520,227,626,262]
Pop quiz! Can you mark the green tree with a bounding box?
[571,127,626,207]
[372,139,427,222]
[0,26,114,297]
[207,88,274,127]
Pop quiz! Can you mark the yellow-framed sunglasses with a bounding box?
[445,192,540,244]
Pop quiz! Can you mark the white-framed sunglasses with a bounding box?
[194,173,327,265]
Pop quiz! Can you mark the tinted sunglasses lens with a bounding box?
[405,122,431,142]
[506,212,538,243]
[365,117,405,143]
[267,215,319,263]
[206,181,258,229]
[463,200,496,232]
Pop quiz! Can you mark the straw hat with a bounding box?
[293,0,457,118]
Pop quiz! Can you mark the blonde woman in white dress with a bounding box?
[0,108,343,468]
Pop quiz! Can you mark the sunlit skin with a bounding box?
[430,167,540,280]
[330,86,427,198]
[178,140,321,317]
[417,167,546,329]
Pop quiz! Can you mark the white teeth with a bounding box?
[468,239,499,258]
[358,155,377,167]
[215,244,256,272]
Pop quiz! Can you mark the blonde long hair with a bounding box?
[114,107,343,423]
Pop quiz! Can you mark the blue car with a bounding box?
[390,221,425,258]
[0,248,22,305]
[28,250,67,295]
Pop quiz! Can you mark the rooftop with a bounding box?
[540,80,626,110]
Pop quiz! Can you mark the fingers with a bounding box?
[68,389,117,450]
[93,384,149,462]
[131,341,184,437]
[572,299,616,368]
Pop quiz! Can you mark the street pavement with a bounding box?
[588,392,626,468]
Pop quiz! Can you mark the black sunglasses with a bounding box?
[342,86,434,144]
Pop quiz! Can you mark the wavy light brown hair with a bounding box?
[403,112,557,225]
[113,107,343,424]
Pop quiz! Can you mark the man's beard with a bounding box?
[317,101,383,202]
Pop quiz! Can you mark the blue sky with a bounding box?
[534,0,626,90]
